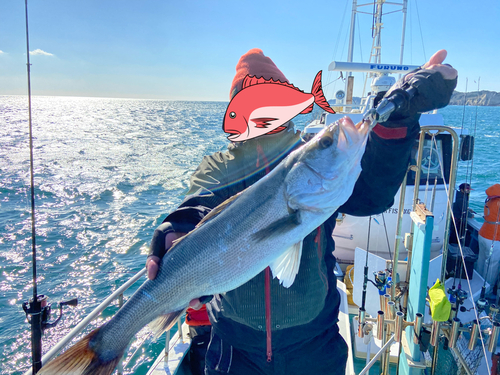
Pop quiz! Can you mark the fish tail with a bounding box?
[38,327,123,375]
[311,71,335,114]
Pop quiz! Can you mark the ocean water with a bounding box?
[0,95,498,374]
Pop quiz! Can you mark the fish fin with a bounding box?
[37,328,122,375]
[311,71,335,114]
[242,75,302,92]
[300,103,314,114]
[270,241,303,288]
[252,210,301,242]
[252,117,278,128]
[195,192,243,228]
[149,309,186,340]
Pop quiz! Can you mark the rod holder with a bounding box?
[395,311,404,342]
[384,294,391,316]
[377,310,385,341]
[387,300,395,320]
[358,308,366,338]
[490,304,499,321]
[489,322,500,353]
[468,320,479,350]
[449,318,461,349]
[413,313,423,345]
[430,320,441,347]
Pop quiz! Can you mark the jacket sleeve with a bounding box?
[167,151,232,226]
[338,114,419,216]
[148,152,231,258]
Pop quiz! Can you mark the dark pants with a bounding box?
[188,325,212,375]
[205,326,348,375]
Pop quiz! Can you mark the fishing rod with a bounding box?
[21,2,77,373]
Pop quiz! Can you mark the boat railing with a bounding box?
[22,268,180,375]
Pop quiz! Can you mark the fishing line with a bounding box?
[460,78,469,132]
[432,136,491,374]
[361,216,372,311]
[381,213,394,270]
[469,77,479,186]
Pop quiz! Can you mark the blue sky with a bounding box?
[1,0,499,101]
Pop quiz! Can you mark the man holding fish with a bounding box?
[146,49,458,374]
[38,48,457,375]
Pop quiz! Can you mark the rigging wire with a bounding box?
[412,0,427,62]
[325,0,350,99]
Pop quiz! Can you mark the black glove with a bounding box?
[148,222,177,259]
[383,67,457,120]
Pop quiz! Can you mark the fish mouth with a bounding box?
[341,116,355,127]
[227,132,246,142]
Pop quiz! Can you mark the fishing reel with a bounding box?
[23,295,78,333]
[447,286,468,315]
[489,304,500,323]
[373,270,393,295]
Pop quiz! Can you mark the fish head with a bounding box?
[285,116,371,212]
[223,97,250,141]
[223,84,301,142]
[224,105,289,142]
[300,116,369,177]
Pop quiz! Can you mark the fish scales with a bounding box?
[38,116,371,375]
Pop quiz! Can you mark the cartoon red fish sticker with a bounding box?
[223,71,335,142]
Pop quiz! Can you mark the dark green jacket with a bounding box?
[159,115,420,354]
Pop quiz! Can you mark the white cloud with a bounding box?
[30,49,54,56]
[0,50,4,54]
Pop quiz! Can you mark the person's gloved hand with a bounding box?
[384,49,458,120]
[146,225,205,310]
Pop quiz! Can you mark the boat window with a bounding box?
[407,133,452,186]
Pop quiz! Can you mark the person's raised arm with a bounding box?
[339,49,457,216]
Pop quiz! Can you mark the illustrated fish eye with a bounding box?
[229,111,236,119]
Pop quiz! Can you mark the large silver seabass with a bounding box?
[39,116,371,375]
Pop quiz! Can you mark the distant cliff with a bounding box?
[449,90,500,106]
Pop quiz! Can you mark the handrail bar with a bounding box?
[358,334,395,375]
[23,268,146,375]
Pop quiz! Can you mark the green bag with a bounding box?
[429,279,451,322]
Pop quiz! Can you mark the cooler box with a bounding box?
[446,244,477,280]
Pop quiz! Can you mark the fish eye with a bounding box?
[319,135,333,149]
[229,112,236,119]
